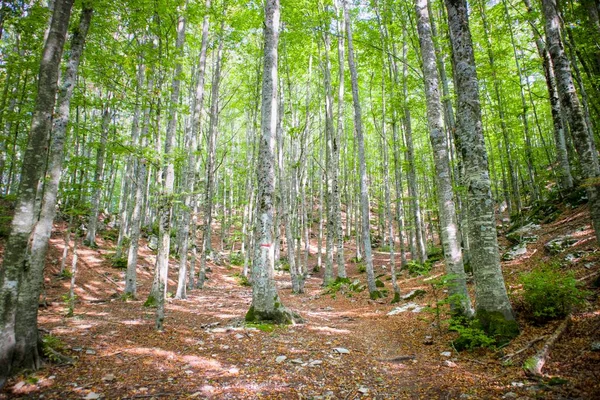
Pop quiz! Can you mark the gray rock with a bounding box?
[84,393,101,400]
[275,355,287,363]
[309,360,323,367]
[443,360,457,368]
[358,387,369,394]
[401,289,426,301]
[387,302,424,315]
[507,223,540,244]
[502,392,517,399]
[85,349,96,355]
[502,244,527,261]
[333,347,350,354]
[148,235,158,251]
[423,336,434,345]
[591,342,600,351]
[544,235,578,254]
[440,351,452,357]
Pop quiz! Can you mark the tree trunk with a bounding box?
[416,0,472,316]
[85,102,110,247]
[343,0,379,298]
[542,0,600,243]
[444,0,518,333]
[151,6,186,330]
[0,0,74,382]
[246,0,297,324]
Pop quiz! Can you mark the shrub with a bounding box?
[229,252,244,266]
[450,316,496,351]
[111,256,128,269]
[406,260,432,276]
[520,264,588,323]
[357,263,366,273]
[233,272,251,287]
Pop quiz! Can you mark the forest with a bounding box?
[0,0,599,397]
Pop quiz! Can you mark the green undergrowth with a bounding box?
[519,263,588,323]
[232,272,251,287]
[324,277,365,298]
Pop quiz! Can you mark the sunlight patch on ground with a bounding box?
[307,325,351,335]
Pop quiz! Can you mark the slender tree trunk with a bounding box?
[199,25,225,289]
[0,0,74,382]
[152,7,186,330]
[85,102,110,246]
[542,0,600,243]
[445,0,518,332]
[416,0,472,316]
[125,73,153,297]
[343,0,379,298]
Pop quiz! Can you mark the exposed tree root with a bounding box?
[524,316,570,377]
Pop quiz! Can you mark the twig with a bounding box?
[502,336,547,362]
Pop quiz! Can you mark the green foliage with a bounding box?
[245,322,276,332]
[405,260,432,276]
[120,292,135,301]
[229,252,244,266]
[450,316,497,351]
[520,264,588,323]
[101,229,119,242]
[59,269,73,279]
[233,272,251,287]
[356,263,367,273]
[375,279,385,288]
[143,295,158,308]
[426,246,444,263]
[324,277,365,297]
[62,293,77,317]
[42,335,66,363]
[111,256,128,269]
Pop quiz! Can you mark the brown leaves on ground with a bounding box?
[1,205,599,399]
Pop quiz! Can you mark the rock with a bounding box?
[101,374,115,382]
[502,244,527,261]
[235,334,244,339]
[506,223,540,244]
[309,359,323,367]
[387,302,423,315]
[358,387,369,394]
[211,328,228,333]
[275,355,287,363]
[443,360,457,368]
[72,347,83,352]
[502,393,517,399]
[544,235,578,254]
[84,393,101,400]
[148,235,159,251]
[291,358,304,364]
[591,342,600,351]
[440,351,452,357]
[511,382,525,388]
[423,336,434,345]
[85,349,96,355]
[401,289,426,301]
[333,347,350,354]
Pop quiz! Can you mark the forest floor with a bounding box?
[1,200,600,399]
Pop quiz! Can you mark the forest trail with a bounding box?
[2,203,600,399]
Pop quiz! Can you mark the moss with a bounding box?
[121,292,135,302]
[245,322,276,332]
[369,290,384,300]
[475,310,520,346]
[375,279,385,288]
[245,305,302,324]
[391,292,401,304]
[143,295,158,308]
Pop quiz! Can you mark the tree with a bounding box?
[444,0,518,336]
[245,0,298,324]
[0,0,75,382]
[542,0,600,244]
[415,0,472,316]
